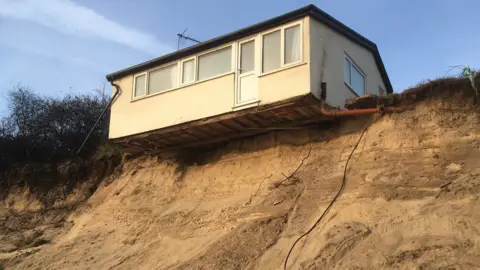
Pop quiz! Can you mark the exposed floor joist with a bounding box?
[112,94,337,153]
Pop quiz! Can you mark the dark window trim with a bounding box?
[344,55,366,96]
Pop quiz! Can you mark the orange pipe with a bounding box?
[319,104,400,117]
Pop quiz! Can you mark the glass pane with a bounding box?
[182,59,195,83]
[240,40,255,74]
[134,74,146,97]
[149,64,177,94]
[262,30,280,73]
[285,25,301,64]
[344,58,351,84]
[351,65,365,95]
[198,46,232,81]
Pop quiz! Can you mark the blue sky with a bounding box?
[1,0,479,114]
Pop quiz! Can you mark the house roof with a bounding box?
[106,4,393,93]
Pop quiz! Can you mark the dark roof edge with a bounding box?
[307,7,393,93]
[106,4,393,93]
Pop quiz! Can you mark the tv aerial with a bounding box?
[177,28,201,50]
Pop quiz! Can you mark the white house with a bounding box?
[106,5,392,152]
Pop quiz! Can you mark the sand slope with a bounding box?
[2,79,480,269]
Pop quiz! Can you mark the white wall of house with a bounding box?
[309,19,387,108]
[109,17,311,139]
[109,15,390,140]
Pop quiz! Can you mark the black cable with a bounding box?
[280,143,313,185]
[283,126,368,270]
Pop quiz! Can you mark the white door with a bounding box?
[236,39,257,105]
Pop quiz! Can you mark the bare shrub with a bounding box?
[0,85,114,189]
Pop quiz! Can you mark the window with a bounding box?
[133,74,146,97]
[262,30,281,73]
[149,64,177,94]
[132,46,234,100]
[240,40,255,74]
[344,56,365,96]
[197,46,232,81]
[262,23,302,73]
[284,25,301,64]
[344,58,351,85]
[182,59,195,84]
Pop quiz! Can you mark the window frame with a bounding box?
[196,44,234,82]
[147,62,179,95]
[260,21,303,75]
[283,24,302,65]
[132,72,148,99]
[344,54,366,96]
[238,38,256,75]
[180,57,196,86]
[130,44,235,101]
[378,86,386,96]
[261,29,281,74]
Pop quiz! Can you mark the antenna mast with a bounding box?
[177,28,201,50]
